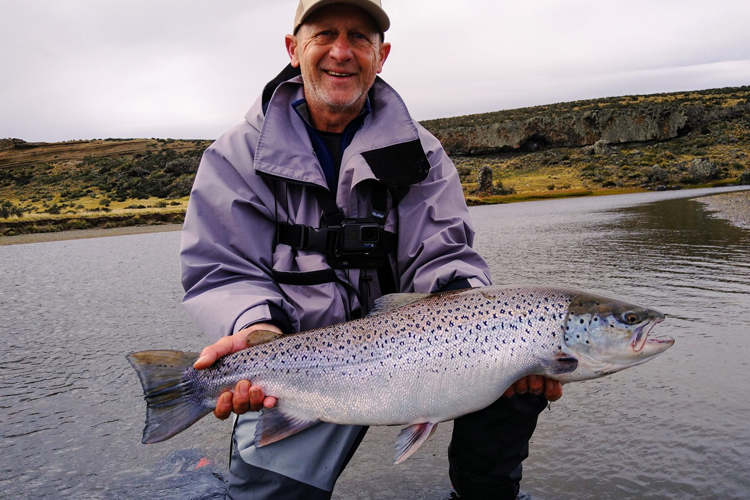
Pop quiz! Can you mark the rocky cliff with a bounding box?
[422,87,750,155]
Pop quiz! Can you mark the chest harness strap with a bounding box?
[274,181,399,294]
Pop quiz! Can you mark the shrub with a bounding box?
[688,158,720,181]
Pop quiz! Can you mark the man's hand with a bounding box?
[503,375,563,402]
[193,323,281,420]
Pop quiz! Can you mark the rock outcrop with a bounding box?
[422,88,750,156]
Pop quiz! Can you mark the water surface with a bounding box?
[1,186,748,499]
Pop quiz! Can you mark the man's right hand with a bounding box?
[193,323,281,420]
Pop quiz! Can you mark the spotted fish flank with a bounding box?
[127,285,673,464]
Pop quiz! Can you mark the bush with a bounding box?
[648,165,669,183]
[739,170,750,185]
[688,158,720,181]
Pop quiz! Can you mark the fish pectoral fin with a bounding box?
[368,293,433,316]
[539,355,579,376]
[394,422,438,465]
[255,406,319,447]
[245,330,284,347]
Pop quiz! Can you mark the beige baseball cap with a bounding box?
[294,0,390,34]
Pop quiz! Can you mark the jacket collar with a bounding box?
[249,67,422,189]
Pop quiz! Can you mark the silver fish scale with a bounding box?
[191,286,576,426]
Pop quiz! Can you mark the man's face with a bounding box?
[286,4,391,124]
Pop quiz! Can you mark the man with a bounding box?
[180,1,561,498]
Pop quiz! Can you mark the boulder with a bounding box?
[688,158,719,181]
[594,140,615,155]
[648,164,669,183]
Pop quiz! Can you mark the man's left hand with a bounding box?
[503,375,563,401]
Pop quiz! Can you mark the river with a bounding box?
[1,186,748,499]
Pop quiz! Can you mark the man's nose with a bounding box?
[329,34,354,61]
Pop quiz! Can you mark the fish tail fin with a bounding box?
[126,350,212,444]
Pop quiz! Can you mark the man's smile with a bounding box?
[324,70,355,78]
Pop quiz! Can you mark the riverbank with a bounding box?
[3,186,747,246]
[0,223,183,246]
[696,190,750,229]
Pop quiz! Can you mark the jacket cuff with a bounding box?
[233,304,294,335]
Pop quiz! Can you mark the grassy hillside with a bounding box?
[0,138,210,234]
[2,86,750,236]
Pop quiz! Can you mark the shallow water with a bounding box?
[1,186,748,499]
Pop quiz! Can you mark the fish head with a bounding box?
[558,292,674,381]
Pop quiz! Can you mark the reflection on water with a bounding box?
[1,187,748,500]
[463,188,750,500]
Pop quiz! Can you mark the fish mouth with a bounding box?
[630,316,674,354]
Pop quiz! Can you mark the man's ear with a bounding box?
[285,34,300,68]
[377,42,391,74]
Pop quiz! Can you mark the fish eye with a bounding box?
[623,312,640,325]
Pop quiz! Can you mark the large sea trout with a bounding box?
[128,285,674,463]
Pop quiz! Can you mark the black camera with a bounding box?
[340,220,380,251]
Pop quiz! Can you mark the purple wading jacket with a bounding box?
[180,75,491,341]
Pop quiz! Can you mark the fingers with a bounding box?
[214,391,233,420]
[514,376,529,394]
[249,385,265,412]
[503,376,563,401]
[527,375,544,395]
[213,382,277,420]
[544,379,563,402]
[233,380,251,415]
[264,396,277,409]
[194,335,241,370]
[194,330,259,370]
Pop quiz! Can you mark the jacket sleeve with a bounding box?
[180,138,299,342]
[396,127,492,293]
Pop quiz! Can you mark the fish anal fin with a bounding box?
[539,355,578,375]
[394,422,438,465]
[245,330,284,348]
[255,406,319,447]
[369,293,433,316]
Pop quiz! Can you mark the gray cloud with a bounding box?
[1,0,748,142]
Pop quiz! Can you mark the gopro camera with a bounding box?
[340,220,380,251]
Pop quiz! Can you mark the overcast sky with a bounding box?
[2,0,749,143]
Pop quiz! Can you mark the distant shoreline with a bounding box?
[0,223,182,246]
[2,188,747,246]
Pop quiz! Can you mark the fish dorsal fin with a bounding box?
[245,330,284,348]
[255,406,319,447]
[368,293,433,316]
[394,422,438,464]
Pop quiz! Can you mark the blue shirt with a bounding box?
[292,98,372,192]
